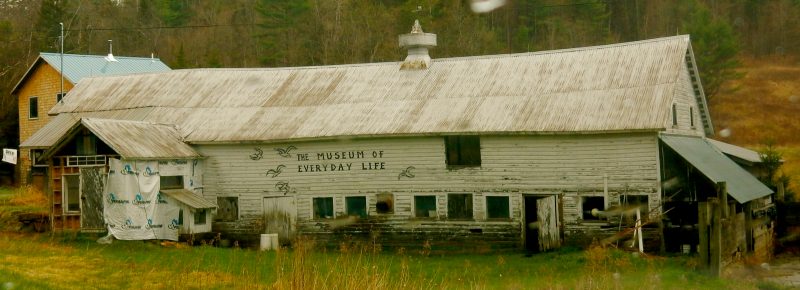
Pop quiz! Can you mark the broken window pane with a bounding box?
[375,193,393,214]
[582,196,605,221]
[313,197,334,219]
[414,196,437,218]
[346,196,367,218]
[445,136,481,167]
[215,197,238,221]
[160,175,184,189]
[448,194,473,219]
[486,196,510,219]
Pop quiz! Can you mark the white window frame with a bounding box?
[412,194,438,218]
[311,195,336,220]
[484,194,512,220]
[579,195,607,223]
[344,195,369,217]
[28,96,39,119]
[62,173,81,215]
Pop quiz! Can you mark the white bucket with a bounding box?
[681,244,691,254]
[260,234,280,251]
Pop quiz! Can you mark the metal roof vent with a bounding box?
[104,40,118,62]
[399,20,436,70]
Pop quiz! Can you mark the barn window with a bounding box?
[414,196,437,218]
[57,92,65,103]
[581,196,606,221]
[448,194,473,219]
[160,176,184,189]
[486,196,510,219]
[619,195,649,217]
[671,104,678,127]
[346,196,367,218]
[375,193,393,214]
[445,136,481,168]
[215,197,238,221]
[194,209,207,225]
[63,174,80,213]
[313,197,334,219]
[29,96,38,119]
[690,107,695,127]
[178,209,184,225]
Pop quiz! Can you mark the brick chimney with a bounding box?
[399,20,437,70]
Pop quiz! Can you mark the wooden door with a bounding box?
[80,167,106,231]
[536,195,561,251]
[263,196,296,245]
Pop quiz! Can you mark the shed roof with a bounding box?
[660,134,773,203]
[80,118,199,160]
[11,53,170,95]
[20,108,155,148]
[160,189,216,209]
[35,35,707,144]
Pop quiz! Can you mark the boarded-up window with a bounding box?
[216,197,238,221]
[375,193,393,214]
[346,196,367,218]
[582,196,605,221]
[414,196,437,218]
[448,194,473,219]
[619,195,649,216]
[486,196,510,219]
[29,96,38,119]
[313,197,334,219]
[63,174,80,213]
[160,176,184,189]
[445,136,481,167]
[194,209,207,225]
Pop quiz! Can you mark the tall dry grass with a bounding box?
[7,186,48,211]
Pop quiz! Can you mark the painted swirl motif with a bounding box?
[249,147,263,160]
[275,181,296,195]
[266,165,286,178]
[398,166,416,180]
[275,145,297,158]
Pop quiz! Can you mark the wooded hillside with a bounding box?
[2,0,799,181]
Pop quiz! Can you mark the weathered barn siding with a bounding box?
[196,132,660,248]
[159,159,209,234]
[666,64,706,137]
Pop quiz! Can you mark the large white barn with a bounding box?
[23,23,772,255]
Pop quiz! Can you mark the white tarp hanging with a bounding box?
[103,158,180,241]
[2,148,17,164]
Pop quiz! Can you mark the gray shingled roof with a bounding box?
[35,35,705,145]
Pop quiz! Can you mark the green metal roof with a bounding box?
[12,53,170,94]
[660,134,773,203]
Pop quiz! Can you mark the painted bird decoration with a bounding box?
[275,181,296,195]
[398,166,416,180]
[266,165,286,178]
[249,147,263,160]
[275,145,297,158]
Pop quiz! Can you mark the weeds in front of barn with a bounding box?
[0,231,768,290]
[0,186,48,231]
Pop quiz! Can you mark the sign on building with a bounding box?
[2,149,17,165]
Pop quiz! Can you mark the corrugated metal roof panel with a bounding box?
[660,134,773,203]
[707,139,763,164]
[39,53,171,85]
[20,108,155,148]
[81,118,199,159]
[160,189,216,209]
[50,36,694,141]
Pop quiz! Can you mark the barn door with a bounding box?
[263,196,296,245]
[80,167,106,231]
[536,195,561,251]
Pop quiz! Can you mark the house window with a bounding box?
[313,197,334,219]
[160,176,184,189]
[581,196,605,221]
[486,196,510,219]
[375,193,393,214]
[619,195,649,217]
[57,92,65,103]
[346,196,367,218]
[447,193,473,219]
[216,197,238,221]
[445,136,481,168]
[29,97,38,119]
[690,107,695,127]
[63,174,80,213]
[671,104,678,126]
[194,209,207,225]
[414,196,437,218]
[178,209,184,225]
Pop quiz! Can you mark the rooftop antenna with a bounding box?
[104,40,118,62]
[59,23,64,103]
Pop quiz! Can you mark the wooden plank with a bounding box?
[698,201,709,268]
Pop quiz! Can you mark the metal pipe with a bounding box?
[59,22,64,103]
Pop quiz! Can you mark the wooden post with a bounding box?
[698,201,710,268]
[776,182,785,202]
[744,202,753,253]
[718,182,729,218]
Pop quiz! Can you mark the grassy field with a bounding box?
[711,57,800,197]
